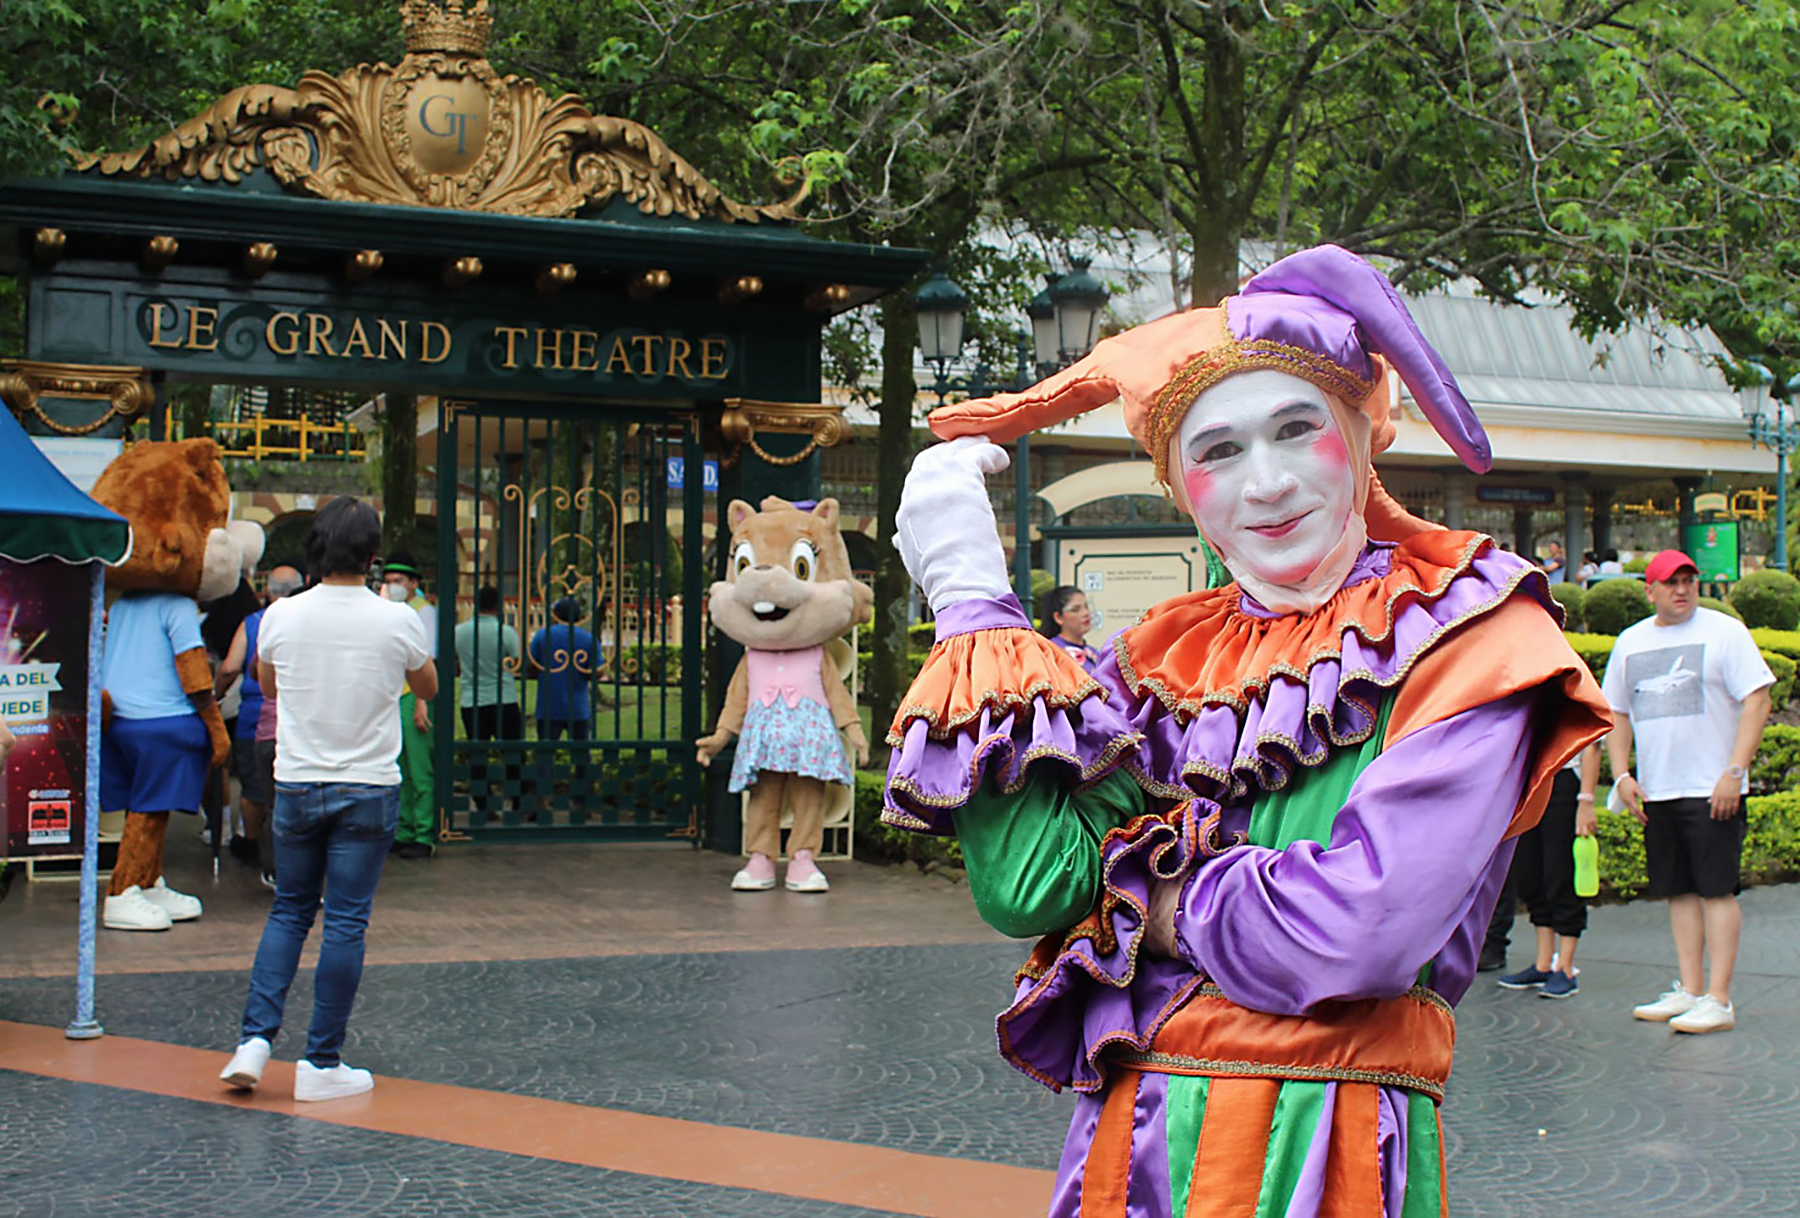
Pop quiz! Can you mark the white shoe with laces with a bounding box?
[294,1061,375,1102]
[1669,994,1736,1034]
[219,1037,272,1089]
[140,877,202,922]
[1632,982,1697,1022]
[102,886,172,932]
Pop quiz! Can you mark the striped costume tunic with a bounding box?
[883,533,1609,1217]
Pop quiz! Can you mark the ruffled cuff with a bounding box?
[995,802,1221,1093]
[881,595,1139,833]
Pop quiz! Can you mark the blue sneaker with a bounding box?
[1539,970,1579,999]
[1498,965,1551,990]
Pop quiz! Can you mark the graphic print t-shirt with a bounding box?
[1601,608,1773,800]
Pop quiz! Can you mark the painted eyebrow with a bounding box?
[1187,399,1327,445]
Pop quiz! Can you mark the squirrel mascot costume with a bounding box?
[92,439,263,931]
[696,497,871,893]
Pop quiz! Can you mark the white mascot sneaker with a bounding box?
[102,885,173,932]
[220,1037,272,1089]
[140,877,203,922]
[294,1061,375,1102]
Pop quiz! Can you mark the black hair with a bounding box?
[384,549,421,578]
[1604,548,1619,563]
[551,596,580,623]
[478,585,502,614]
[305,497,382,580]
[1038,585,1084,638]
[200,577,261,658]
[1583,551,1598,564]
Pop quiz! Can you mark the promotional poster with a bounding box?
[1,557,91,858]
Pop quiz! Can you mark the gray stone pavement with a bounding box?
[2,836,1798,1214]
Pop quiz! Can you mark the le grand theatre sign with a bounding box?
[27,275,804,400]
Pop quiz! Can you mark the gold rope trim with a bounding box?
[1110,1052,1447,1103]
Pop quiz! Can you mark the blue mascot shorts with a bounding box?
[100,714,210,814]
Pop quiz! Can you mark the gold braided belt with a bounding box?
[1109,984,1456,1103]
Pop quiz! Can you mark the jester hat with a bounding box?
[928,245,1491,498]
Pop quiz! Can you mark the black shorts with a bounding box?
[234,736,274,807]
[1643,797,1746,899]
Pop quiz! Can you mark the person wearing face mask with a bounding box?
[885,246,1611,1216]
[382,552,438,858]
[1039,586,1100,672]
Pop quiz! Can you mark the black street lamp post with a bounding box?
[1743,362,1800,571]
[913,260,1110,619]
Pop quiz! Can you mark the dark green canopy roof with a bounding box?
[0,406,130,566]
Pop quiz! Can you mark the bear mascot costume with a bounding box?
[695,497,871,893]
[91,438,262,931]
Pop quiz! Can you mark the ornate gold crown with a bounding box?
[401,0,493,56]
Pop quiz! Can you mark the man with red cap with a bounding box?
[1604,549,1773,1034]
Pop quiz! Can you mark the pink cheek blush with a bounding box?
[1312,430,1349,469]
[1181,466,1214,510]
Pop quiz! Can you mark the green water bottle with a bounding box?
[1572,835,1599,898]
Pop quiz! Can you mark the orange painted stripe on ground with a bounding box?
[0,1019,1054,1218]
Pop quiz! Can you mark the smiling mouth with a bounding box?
[1249,510,1312,539]
[751,601,791,623]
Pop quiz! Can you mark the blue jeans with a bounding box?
[241,782,397,1066]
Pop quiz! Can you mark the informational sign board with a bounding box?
[1055,534,1206,637]
[1,558,91,858]
[29,437,123,493]
[1682,520,1740,583]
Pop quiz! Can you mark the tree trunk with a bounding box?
[380,392,418,558]
[869,292,921,755]
[1189,221,1242,309]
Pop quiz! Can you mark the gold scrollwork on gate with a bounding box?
[502,481,621,679]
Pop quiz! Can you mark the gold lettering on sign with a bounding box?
[267,312,301,356]
[667,337,694,379]
[419,321,452,365]
[535,327,563,371]
[701,338,728,379]
[378,318,408,360]
[185,306,220,352]
[494,326,527,369]
[570,329,599,372]
[340,317,376,360]
[630,334,664,375]
[306,314,338,357]
[605,337,632,375]
[147,302,184,349]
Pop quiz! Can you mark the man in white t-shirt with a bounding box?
[218,497,436,1102]
[1603,549,1772,1034]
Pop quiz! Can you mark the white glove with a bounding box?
[894,435,1014,613]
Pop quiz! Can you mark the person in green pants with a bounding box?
[383,552,439,858]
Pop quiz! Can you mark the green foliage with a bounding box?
[1697,595,1742,621]
[1750,628,1800,663]
[1566,629,1792,709]
[851,771,963,869]
[1548,582,1585,632]
[620,644,682,685]
[1765,651,1797,711]
[1594,791,1800,901]
[908,622,936,648]
[1584,579,1653,635]
[1623,556,1650,574]
[857,651,928,697]
[1730,569,1800,630]
[1562,632,1615,681]
[1749,724,1800,797]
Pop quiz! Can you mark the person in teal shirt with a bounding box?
[453,585,522,816]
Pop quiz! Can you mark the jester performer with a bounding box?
[885,245,1609,1216]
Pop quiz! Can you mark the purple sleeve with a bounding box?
[1171,691,1534,1015]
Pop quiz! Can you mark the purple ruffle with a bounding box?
[1118,544,1550,804]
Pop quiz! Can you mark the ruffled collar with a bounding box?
[1115,531,1499,719]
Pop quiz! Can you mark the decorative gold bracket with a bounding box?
[720,399,848,468]
[0,361,156,436]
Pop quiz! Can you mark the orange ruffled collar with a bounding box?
[1115,530,1493,720]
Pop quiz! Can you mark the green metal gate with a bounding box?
[432,399,706,841]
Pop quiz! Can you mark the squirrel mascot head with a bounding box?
[90,438,263,602]
[709,496,872,651]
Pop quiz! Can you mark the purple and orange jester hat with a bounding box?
[927,244,1491,489]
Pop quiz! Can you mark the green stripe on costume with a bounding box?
[1254,1083,1333,1217]
[1245,694,1394,851]
[1401,1089,1445,1217]
[1164,1074,1210,1215]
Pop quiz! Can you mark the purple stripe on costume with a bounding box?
[1126,1071,1172,1218]
[933,592,1033,641]
[1051,1092,1105,1218]
[1379,1085,1409,1218]
[1286,1081,1340,1217]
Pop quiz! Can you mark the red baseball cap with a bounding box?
[1644,550,1699,584]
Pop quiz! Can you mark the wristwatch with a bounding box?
[1727,764,1747,779]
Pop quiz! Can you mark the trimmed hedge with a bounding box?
[1584,579,1653,635]
[1549,582,1585,632]
[1750,628,1800,663]
[852,770,963,869]
[1698,595,1742,621]
[1596,791,1800,899]
[1730,569,1800,630]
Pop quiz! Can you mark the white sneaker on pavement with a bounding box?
[219,1037,272,1089]
[1632,982,1697,1022]
[294,1061,375,1102]
[140,877,203,922]
[1669,994,1736,1034]
[102,886,172,932]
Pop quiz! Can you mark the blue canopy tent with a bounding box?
[0,405,129,1038]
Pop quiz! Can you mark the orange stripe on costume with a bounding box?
[1320,1082,1383,1217]
[1191,1077,1281,1215]
[1080,1071,1141,1217]
[886,625,1100,746]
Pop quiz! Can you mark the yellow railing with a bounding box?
[212,416,368,462]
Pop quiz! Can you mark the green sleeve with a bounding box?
[951,768,1142,939]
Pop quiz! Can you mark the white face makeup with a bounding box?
[1174,370,1358,588]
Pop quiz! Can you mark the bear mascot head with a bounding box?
[90,438,263,601]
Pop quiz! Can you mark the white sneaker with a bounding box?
[219,1037,272,1089]
[140,877,202,922]
[294,1061,375,1102]
[785,867,830,893]
[102,886,173,932]
[1632,982,1697,1022]
[1669,994,1736,1034]
[730,868,777,891]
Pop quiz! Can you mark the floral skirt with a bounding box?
[729,697,852,793]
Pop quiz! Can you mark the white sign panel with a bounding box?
[30,437,122,493]
[1057,535,1205,637]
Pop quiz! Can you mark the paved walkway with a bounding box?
[2,827,1798,1215]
